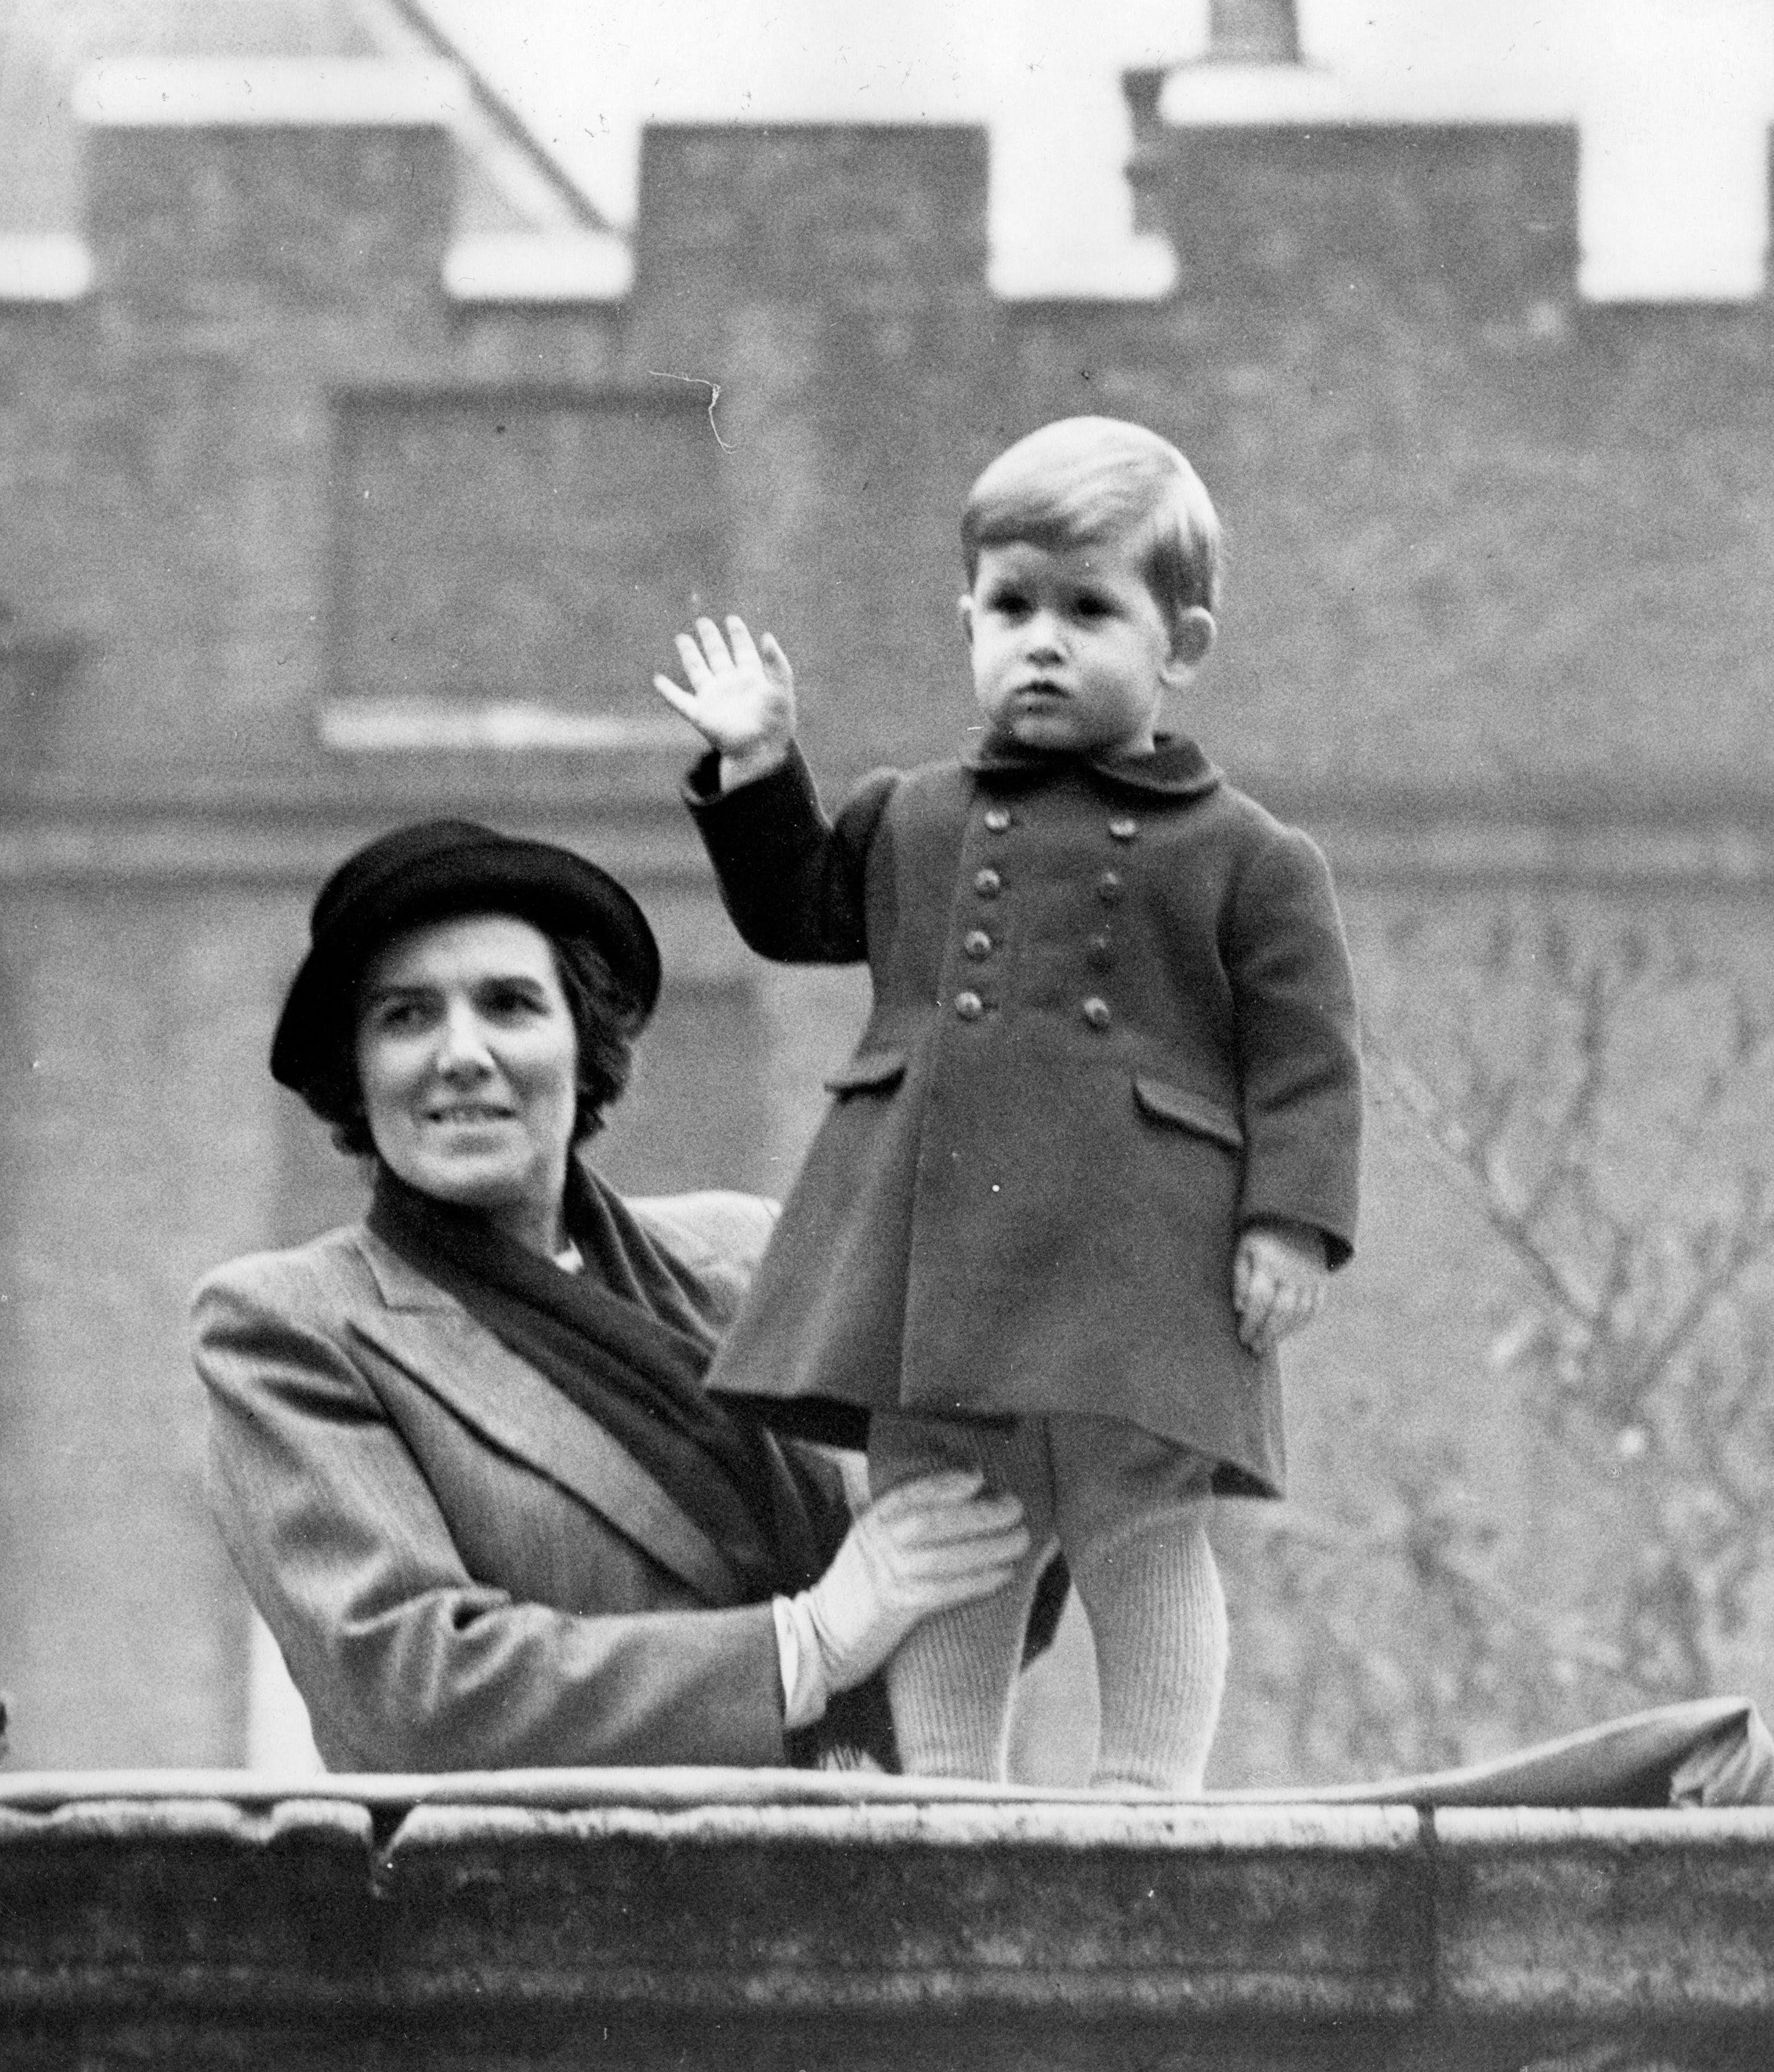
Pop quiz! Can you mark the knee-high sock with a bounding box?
[886,1555,1046,1782]
[1074,1511,1227,1794]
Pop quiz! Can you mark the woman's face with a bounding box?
[355,912,579,1255]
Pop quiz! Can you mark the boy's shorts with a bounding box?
[868,1410,1215,1569]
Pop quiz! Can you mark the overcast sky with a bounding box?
[418,0,1774,300]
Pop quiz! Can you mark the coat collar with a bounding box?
[958,730,1222,798]
[346,1225,745,1606]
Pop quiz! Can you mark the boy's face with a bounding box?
[960,535,1213,760]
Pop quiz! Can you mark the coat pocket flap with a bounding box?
[1133,1075,1244,1150]
[823,1047,908,1095]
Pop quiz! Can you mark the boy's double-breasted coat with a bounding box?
[688,736,1363,1499]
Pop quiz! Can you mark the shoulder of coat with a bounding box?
[190,1222,374,1320]
[627,1189,779,1276]
[890,754,971,797]
[1205,785,1342,923]
[1200,775,1326,852]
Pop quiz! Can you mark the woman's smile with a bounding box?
[423,1098,517,1124]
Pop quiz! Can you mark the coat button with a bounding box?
[973,867,1002,898]
[1097,870,1123,904]
[964,929,993,959]
[1108,815,1139,842]
[1087,934,1114,970]
[955,990,986,1021]
[1081,996,1112,1029]
[984,807,1011,833]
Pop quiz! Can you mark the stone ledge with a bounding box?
[1438,1807,1774,2020]
[0,1788,1423,2025]
[0,800,706,887]
[375,1798,1423,2019]
[3,1778,1774,2066]
[316,700,681,754]
[9,796,1774,894]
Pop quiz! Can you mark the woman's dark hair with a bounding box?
[301,925,645,1158]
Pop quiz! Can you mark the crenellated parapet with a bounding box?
[1,59,1773,834]
[1127,115,1577,332]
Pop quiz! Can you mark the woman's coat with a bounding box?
[192,1191,794,1772]
[687,737,1363,1498]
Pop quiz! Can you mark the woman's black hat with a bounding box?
[270,818,662,1095]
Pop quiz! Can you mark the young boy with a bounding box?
[653,416,1362,1790]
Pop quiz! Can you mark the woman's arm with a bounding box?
[194,1259,787,1773]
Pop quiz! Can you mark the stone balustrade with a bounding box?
[1,1772,1771,2069]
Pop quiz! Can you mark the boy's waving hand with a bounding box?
[654,614,797,792]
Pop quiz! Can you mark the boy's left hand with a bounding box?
[651,613,797,791]
[1233,1220,1328,1355]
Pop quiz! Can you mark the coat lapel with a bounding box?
[348,1228,745,1606]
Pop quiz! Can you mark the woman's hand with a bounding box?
[802,1470,1030,1693]
[651,614,797,792]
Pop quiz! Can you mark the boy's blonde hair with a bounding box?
[962,416,1221,624]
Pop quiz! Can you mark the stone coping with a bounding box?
[316,700,680,753]
[71,58,468,130]
[1157,66,1579,130]
[0,1689,1761,1812]
[0,1772,1429,1850]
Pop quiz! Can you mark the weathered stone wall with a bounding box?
[4,1783,1774,2070]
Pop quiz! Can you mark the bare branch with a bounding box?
[1364,1033,1604,1328]
[1613,1204,1774,1415]
[1250,1504,1631,1678]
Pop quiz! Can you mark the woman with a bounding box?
[192,818,1031,1772]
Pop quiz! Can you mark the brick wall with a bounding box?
[1118,118,1774,818]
